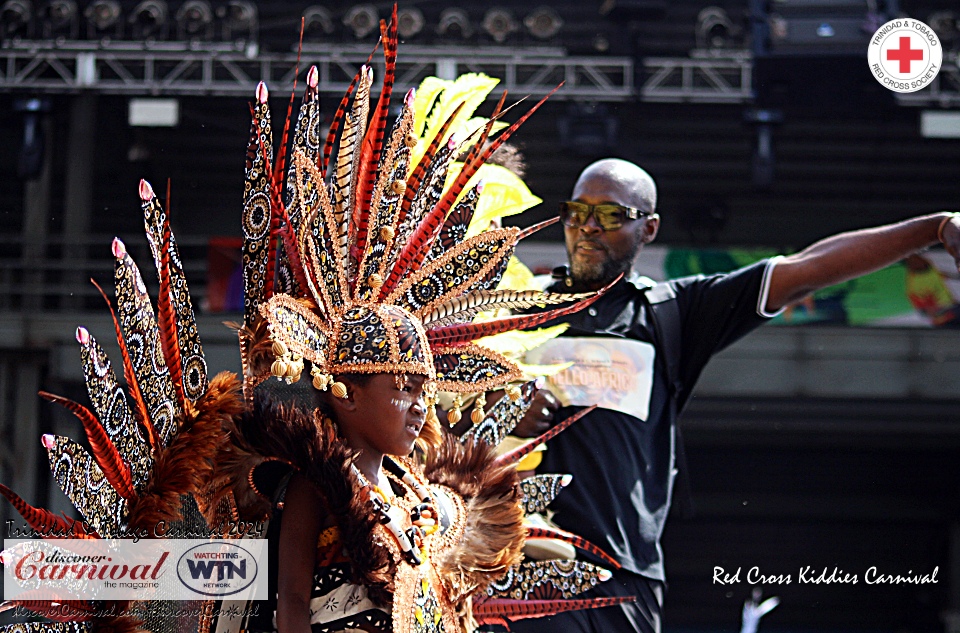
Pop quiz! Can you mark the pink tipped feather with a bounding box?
[90,279,157,450]
[38,392,136,500]
[0,483,92,537]
[393,102,466,234]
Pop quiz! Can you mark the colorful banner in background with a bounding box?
[207,238,960,328]
[664,248,960,328]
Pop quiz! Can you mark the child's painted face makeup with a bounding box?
[340,373,427,458]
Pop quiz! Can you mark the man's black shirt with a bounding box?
[534,260,775,580]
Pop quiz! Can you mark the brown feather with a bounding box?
[126,372,242,531]
[424,435,525,606]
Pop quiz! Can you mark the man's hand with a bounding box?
[513,388,561,438]
[940,214,960,272]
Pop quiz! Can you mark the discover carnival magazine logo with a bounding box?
[868,18,942,93]
[2,539,267,601]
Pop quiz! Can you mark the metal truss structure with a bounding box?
[640,52,753,104]
[0,41,633,100]
[2,40,956,105]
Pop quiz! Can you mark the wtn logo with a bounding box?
[176,541,263,597]
[185,559,247,581]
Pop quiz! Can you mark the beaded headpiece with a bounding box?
[237,10,599,418]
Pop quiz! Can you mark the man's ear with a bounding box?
[641,214,660,244]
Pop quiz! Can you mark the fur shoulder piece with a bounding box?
[202,394,395,604]
[423,434,525,606]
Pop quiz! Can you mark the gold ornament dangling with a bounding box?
[331,381,348,399]
[271,359,288,380]
[271,340,288,357]
[447,395,463,426]
[425,392,439,426]
[471,392,487,424]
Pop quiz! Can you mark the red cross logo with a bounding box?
[886,36,924,73]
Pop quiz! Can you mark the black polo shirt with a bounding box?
[533,259,776,580]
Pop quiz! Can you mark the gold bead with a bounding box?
[379,225,395,241]
[271,340,288,357]
[331,381,348,399]
[285,359,302,379]
[367,273,383,290]
[391,179,406,196]
[471,407,484,424]
[271,359,288,378]
[312,375,327,391]
[447,397,463,426]
[404,132,418,148]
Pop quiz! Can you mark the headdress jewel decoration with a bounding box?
[237,6,604,432]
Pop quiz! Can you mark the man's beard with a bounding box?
[569,248,633,288]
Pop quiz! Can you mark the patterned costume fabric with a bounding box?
[0,7,630,633]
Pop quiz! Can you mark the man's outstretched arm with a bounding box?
[766,212,960,313]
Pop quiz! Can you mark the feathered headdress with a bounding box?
[236,7,602,436]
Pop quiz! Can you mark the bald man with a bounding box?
[509,158,960,633]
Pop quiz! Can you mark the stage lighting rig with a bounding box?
[695,6,739,50]
[217,0,256,42]
[176,0,213,40]
[129,0,167,40]
[40,0,77,38]
[302,4,334,40]
[436,8,472,39]
[927,11,958,48]
[482,8,518,43]
[396,6,423,40]
[524,6,563,40]
[343,4,377,40]
[1,0,33,39]
[84,0,121,38]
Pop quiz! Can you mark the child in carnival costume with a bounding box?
[0,8,631,633]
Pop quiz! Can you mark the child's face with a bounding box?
[341,373,428,458]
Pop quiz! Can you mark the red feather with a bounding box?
[276,203,311,293]
[90,279,157,450]
[473,597,635,623]
[525,527,621,569]
[386,88,559,294]
[0,483,92,537]
[320,44,380,178]
[353,8,398,262]
[393,102,465,234]
[38,393,136,500]
[422,84,560,255]
[496,406,597,467]
[154,209,186,407]
[425,287,608,347]
[517,216,559,240]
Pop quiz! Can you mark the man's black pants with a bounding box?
[488,569,663,633]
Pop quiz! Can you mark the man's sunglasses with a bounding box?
[558,201,653,231]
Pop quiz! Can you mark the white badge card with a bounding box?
[526,337,656,421]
